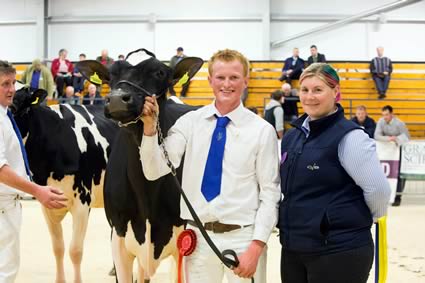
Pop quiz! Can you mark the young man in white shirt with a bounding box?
[0,60,67,283]
[140,49,280,282]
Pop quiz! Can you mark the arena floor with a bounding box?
[15,194,425,283]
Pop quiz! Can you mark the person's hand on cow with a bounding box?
[34,185,68,209]
[141,95,159,136]
[232,240,264,279]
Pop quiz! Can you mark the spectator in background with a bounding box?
[307,45,326,66]
[351,105,376,138]
[370,46,392,99]
[72,53,86,95]
[59,86,80,105]
[118,54,125,61]
[169,47,190,97]
[375,105,410,207]
[96,49,114,68]
[83,83,103,105]
[278,48,305,85]
[264,90,284,139]
[20,59,55,99]
[51,49,74,98]
[281,83,299,123]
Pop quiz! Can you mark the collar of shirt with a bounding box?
[385,118,395,125]
[301,107,339,137]
[0,104,8,118]
[201,102,245,127]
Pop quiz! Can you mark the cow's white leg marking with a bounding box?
[42,206,68,283]
[112,229,135,283]
[69,199,90,283]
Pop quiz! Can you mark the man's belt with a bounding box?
[186,220,251,234]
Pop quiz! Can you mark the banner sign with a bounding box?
[376,141,399,203]
[400,141,425,180]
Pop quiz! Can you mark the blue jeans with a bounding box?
[372,75,390,95]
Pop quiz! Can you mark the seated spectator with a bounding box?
[278,47,305,85]
[370,46,392,99]
[59,86,80,105]
[96,49,114,68]
[375,105,410,206]
[51,48,74,98]
[83,84,104,105]
[118,54,125,61]
[307,45,326,66]
[351,105,376,138]
[281,83,299,123]
[168,47,190,97]
[20,59,55,99]
[72,53,86,94]
[264,90,284,139]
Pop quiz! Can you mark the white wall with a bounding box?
[0,0,40,62]
[1,0,424,62]
[270,0,425,61]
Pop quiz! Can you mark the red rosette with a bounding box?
[177,229,197,283]
[178,229,197,256]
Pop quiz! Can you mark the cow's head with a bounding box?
[77,48,203,124]
[10,86,48,137]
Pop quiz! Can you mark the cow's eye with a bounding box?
[155,70,165,79]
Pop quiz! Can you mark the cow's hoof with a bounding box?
[108,266,116,276]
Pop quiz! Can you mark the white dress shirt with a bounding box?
[0,105,28,197]
[140,102,281,243]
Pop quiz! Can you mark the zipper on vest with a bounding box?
[285,136,308,247]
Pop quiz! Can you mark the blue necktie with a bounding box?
[7,110,32,180]
[201,116,231,202]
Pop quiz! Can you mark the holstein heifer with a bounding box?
[11,88,118,283]
[77,49,203,283]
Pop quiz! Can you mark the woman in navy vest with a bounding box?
[278,63,391,283]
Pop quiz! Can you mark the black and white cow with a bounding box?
[77,49,203,283]
[11,87,118,283]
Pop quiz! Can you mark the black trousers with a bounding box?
[55,75,73,98]
[281,243,374,283]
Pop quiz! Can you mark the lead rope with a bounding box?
[155,112,254,283]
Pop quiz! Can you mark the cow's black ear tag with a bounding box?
[30,89,48,106]
[172,57,204,86]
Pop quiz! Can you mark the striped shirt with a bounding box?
[371,56,392,74]
[302,117,391,221]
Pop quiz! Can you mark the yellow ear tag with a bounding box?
[31,97,39,105]
[176,72,189,86]
[90,72,102,85]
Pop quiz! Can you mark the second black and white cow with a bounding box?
[11,88,119,283]
[77,49,203,283]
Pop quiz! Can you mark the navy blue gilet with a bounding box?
[264,105,279,129]
[278,104,373,254]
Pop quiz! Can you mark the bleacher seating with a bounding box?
[13,61,425,138]
[175,61,425,139]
